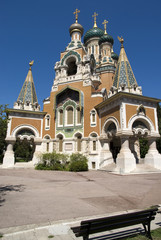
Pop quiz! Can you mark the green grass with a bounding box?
[125,227,161,240]
[0,233,3,238]
[48,235,54,238]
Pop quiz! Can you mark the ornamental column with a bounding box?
[116,136,136,173]
[144,137,161,170]
[3,139,15,167]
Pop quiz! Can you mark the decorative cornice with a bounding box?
[95,92,161,111]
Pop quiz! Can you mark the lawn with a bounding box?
[125,227,161,240]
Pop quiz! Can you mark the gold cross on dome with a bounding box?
[102,19,108,34]
[92,12,98,27]
[73,9,80,23]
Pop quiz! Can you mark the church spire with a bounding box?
[14,61,40,111]
[109,37,142,96]
[113,36,138,89]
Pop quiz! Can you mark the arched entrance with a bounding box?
[104,120,121,163]
[14,128,35,162]
[110,138,121,163]
[131,119,150,162]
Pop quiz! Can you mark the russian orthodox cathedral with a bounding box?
[3,10,161,173]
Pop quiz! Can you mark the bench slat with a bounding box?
[71,208,158,239]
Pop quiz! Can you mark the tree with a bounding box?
[0,105,8,163]
[13,138,35,162]
[156,103,161,153]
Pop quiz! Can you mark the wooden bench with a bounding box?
[71,207,158,240]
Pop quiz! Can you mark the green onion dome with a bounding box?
[69,22,84,36]
[111,52,119,61]
[99,33,114,46]
[84,27,104,44]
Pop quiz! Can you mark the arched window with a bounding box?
[45,114,50,130]
[76,135,82,152]
[44,135,50,152]
[66,57,77,76]
[76,107,81,125]
[58,109,63,126]
[66,106,74,125]
[90,110,96,126]
[90,133,97,152]
[58,135,63,152]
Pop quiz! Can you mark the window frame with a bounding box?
[90,109,97,127]
[45,114,51,130]
[65,106,74,126]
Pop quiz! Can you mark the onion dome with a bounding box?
[69,22,84,37]
[99,33,114,45]
[111,51,119,61]
[84,27,104,44]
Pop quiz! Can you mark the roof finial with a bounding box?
[102,19,108,34]
[118,36,124,48]
[29,60,34,70]
[73,9,80,23]
[92,12,98,28]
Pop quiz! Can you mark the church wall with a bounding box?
[125,104,156,130]
[100,106,120,129]
[10,117,41,136]
[100,72,115,93]
[43,81,103,138]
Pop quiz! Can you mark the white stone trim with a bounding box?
[90,109,97,127]
[45,114,51,130]
[102,116,119,134]
[11,124,40,138]
[127,114,155,132]
[6,117,12,138]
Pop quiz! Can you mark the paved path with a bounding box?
[0,169,161,239]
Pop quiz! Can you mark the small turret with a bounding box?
[14,61,40,111]
[109,37,142,97]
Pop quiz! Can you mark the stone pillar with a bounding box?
[130,137,140,164]
[3,140,15,168]
[99,138,113,168]
[144,138,161,170]
[116,136,136,173]
[32,139,42,165]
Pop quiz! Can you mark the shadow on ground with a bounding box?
[0,185,25,206]
[90,227,145,239]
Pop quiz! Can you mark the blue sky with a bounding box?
[0,0,161,109]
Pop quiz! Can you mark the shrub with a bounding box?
[69,153,88,172]
[139,138,149,158]
[35,152,68,171]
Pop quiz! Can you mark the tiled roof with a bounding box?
[113,43,138,88]
[17,66,38,104]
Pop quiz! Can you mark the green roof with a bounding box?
[99,33,114,45]
[84,27,104,44]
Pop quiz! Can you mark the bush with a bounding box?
[139,138,149,158]
[35,152,68,171]
[68,153,88,172]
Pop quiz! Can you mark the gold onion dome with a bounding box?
[69,22,84,36]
